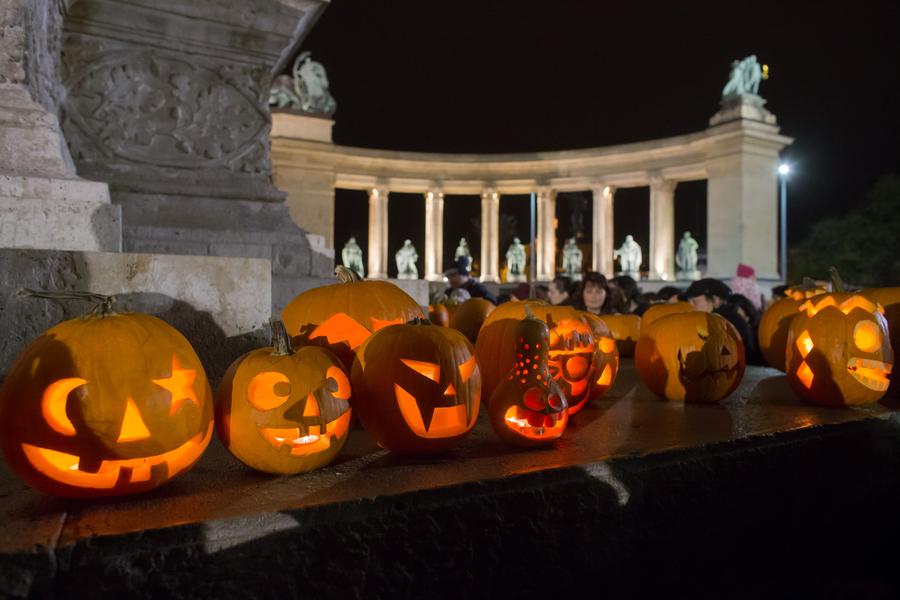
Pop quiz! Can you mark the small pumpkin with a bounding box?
[640,302,694,330]
[635,311,746,403]
[281,266,425,370]
[489,307,568,446]
[351,320,480,454]
[428,304,450,327]
[216,319,351,474]
[596,313,642,357]
[0,295,213,498]
[582,313,620,399]
[450,298,496,343]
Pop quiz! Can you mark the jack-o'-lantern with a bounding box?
[281,266,425,370]
[582,313,620,399]
[596,313,641,357]
[216,320,351,474]
[786,293,893,406]
[635,311,746,403]
[489,307,568,446]
[641,302,695,330]
[862,286,900,397]
[450,298,496,343]
[545,314,600,415]
[785,278,829,301]
[0,305,213,498]
[428,304,450,327]
[476,301,598,404]
[351,320,480,454]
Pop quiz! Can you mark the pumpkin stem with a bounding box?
[335,265,362,284]
[20,288,116,316]
[827,267,847,293]
[407,317,431,326]
[269,318,295,356]
[524,304,536,320]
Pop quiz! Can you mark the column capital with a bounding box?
[648,175,677,193]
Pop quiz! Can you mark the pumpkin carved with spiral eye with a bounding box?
[489,307,569,446]
[351,321,480,454]
[635,311,746,403]
[582,313,620,400]
[0,307,213,498]
[216,320,351,474]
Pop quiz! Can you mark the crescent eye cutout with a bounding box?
[853,320,882,353]
[248,371,291,411]
[401,359,440,382]
[458,356,477,383]
[326,365,351,400]
[41,378,86,436]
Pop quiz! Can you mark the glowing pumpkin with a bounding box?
[216,320,351,474]
[641,302,695,330]
[489,307,568,446]
[475,301,598,412]
[635,311,746,403]
[582,313,620,399]
[785,294,893,406]
[351,320,480,454]
[0,311,213,498]
[281,266,425,370]
[785,278,828,301]
[450,298,495,343]
[862,286,900,397]
[596,313,641,357]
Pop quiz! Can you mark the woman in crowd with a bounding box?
[576,271,623,314]
[611,275,649,315]
[548,276,577,306]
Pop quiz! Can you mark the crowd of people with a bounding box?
[443,256,771,366]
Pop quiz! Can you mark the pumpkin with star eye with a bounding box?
[282,266,425,370]
[635,311,746,403]
[216,320,351,474]
[595,313,641,357]
[582,313,620,400]
[351,320,480,454]
[785,293,893,406]
[476,301,598,406]
[489,307,568,446]
[0,310,213,498]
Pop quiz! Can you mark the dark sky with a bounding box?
[302,0,900,264]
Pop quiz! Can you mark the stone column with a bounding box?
[368,185,389,279]
[480,188,500,283]
[536,186,557,280]
[649,177,677,280]
[591,184,615,276]
[424,187,445,281]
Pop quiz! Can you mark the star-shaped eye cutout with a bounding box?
[153,356,200,415]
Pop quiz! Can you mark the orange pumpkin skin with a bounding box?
[582,313,620,399]
[216,322,351,475]
[862,287,900,397]
[281,267,425,370]
[758,298,805,371]
[428,304,450,327]
[489,312,568,447]
[450,298,496,343]
[786,295,893,406]
[641,302,694,330]
[476,301,598,409]
[595,314,641,357]
[635,312,746,403]
[351,322,480,455]
[0,313,213,498]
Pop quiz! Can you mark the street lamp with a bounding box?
[778,163,791,281]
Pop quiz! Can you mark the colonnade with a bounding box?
[361,179,679,282]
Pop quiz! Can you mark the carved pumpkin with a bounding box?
[0,311,213,498]
[582,313,620,400]
[489,307,568,446]
[641,302,694,330]
[450,298,496,343]
[595,313,641,357]
[635,312,746,403]
[476,301,598,411]
[785,294,893,406]
[785,278,829,301]
[216,320,351,474]
[351,320,480,454]
[282,266,425,370]
[428,304,450,327]
[861,286,900,397]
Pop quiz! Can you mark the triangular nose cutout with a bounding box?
[302,393,321,417]
[443,383,456,395]
[117,397,151,442]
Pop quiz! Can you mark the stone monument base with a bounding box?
[676,269,702,281]
[709,94,777,126]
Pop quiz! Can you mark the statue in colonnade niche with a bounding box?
[455,237,473,272]
[341,237,365,278]
[676,231,701,280]
[613,235,642,277]
[395,239,419,280]
[721,54,768,98]
[505,237,527,282]
[562,238,583,281]
[269,51,337,116]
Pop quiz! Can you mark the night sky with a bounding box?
[300,1,900,275]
